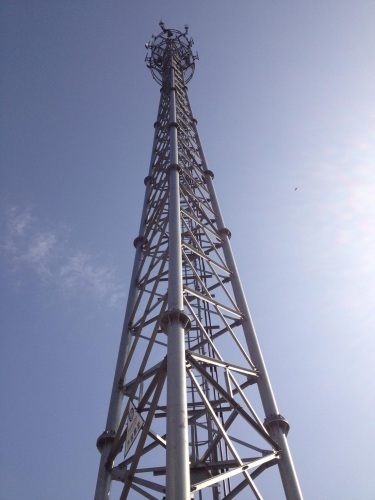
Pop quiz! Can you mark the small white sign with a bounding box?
[124,401,144,457]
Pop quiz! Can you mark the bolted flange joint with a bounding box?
[160,308,191,333]
[203,169,214,180]
[264,413,290,436]
[96,429,116,453]
[133,235,147,248]
[168,163,182,173]
[218,227,232,239]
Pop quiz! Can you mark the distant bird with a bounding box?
[294,187,298,191]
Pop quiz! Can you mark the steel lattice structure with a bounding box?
[95,23,302,499]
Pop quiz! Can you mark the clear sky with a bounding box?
[1,1,374,499]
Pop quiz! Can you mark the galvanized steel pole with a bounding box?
[164,61,191,499]
[188,105,303,500]
[94,105,163,500]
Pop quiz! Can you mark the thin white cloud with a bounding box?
[2,206,126,306]
[18,231,57,275]
[10,206,33,237]
[59,252,125,304]
[2,207,34,255]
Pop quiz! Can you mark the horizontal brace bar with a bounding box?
[188,351,259,377]
[131,475,166,493]
[191,454,277,492]
[184,286,242,318]
[180,208,220,241]
[123,361,163,392]
[182,242,231,275]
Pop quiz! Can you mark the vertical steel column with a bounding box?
[212,215,301,499]
[164,62,191,499]
[187,99,303,500]
[94,244,143,500]
[94,114,162,500]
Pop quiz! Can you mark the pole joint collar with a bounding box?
[96,430,116,453]
[160,308,191,333]
[218,227,231,239]
[133,235,147,248]
[169,163,182,173]
[264,413,290,436]
[144,175,154,186]
[203,169,214,180]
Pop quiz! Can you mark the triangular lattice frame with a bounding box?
[95,24,302,500]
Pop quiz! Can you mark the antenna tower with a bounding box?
[95,24,302,499]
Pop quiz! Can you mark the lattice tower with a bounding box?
[95,23,303,500]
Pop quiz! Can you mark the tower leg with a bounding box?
[94,447,112,500]
[199,137,303,500]
[165,318,190,499]
[94,241,145,500]
[164,63,191,498]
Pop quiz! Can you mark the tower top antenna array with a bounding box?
[145,22,198,85]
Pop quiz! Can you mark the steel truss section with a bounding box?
[95,23,303,499]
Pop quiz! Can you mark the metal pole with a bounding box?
[187,98,303,500]
[164,62,191,499]
[94,242,143,500]
[94,108,162,500]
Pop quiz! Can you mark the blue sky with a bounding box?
[1,1,375,498]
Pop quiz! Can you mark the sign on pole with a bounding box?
[124,401,144,457]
